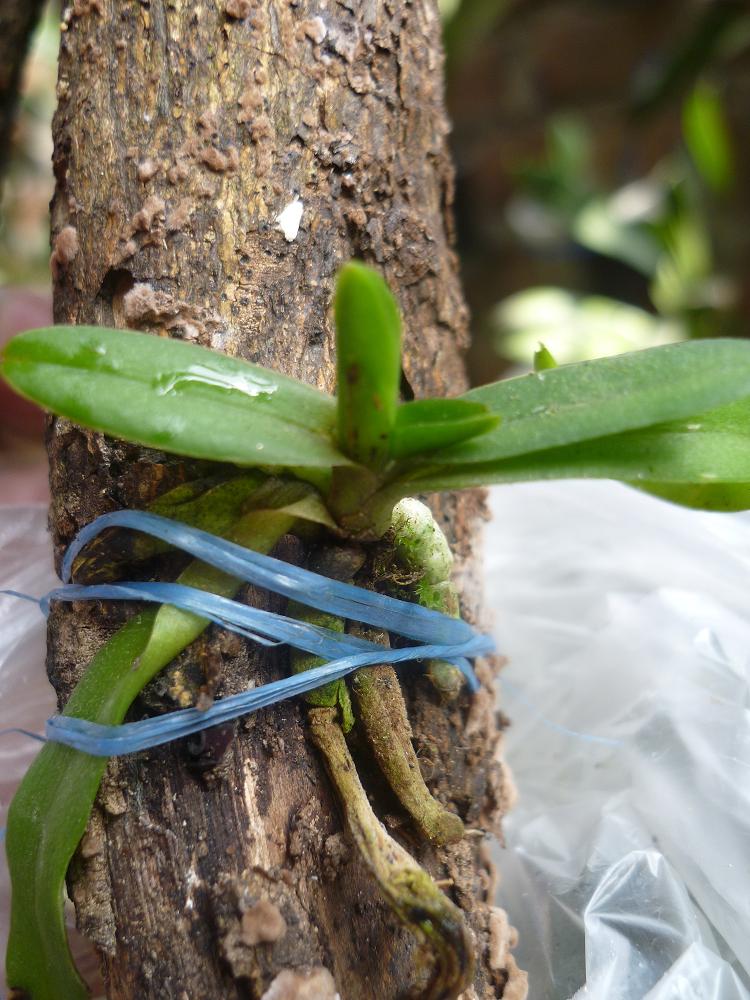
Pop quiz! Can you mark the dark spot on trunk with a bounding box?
[184,722,236,772]
[400,368,416,401]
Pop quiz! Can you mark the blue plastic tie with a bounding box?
[62,511,474,645]
[3,510,491,757]
[46,638,489,755]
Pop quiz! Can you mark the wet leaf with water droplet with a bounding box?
[1,326,349,469]
[153,364,277,399]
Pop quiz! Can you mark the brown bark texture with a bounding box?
[47,1,523,998]
[0,0,46,181]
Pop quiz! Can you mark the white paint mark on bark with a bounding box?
[275,197,303,241]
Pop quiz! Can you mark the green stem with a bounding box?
[327,465,406,540]
[5,505,294,1000]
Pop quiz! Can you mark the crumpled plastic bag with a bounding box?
[486,480,750,1000]
[2,484,749,1000]
[0,505,102,994]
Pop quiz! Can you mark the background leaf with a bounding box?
[495,288,683,367]
[682,81,735,193]
[572,196,662,276]
[1,326,350,468]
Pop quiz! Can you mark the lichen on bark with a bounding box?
[46,1,525,996]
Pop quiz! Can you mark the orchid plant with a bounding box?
[3,261,750,1000]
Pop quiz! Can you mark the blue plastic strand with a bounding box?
[46,636,491,756]
[499,678,624,749]
[42,582,384,658]
[0,589,43,605]
[62,511,474,645]
[3,510,494,758]
[0,727,47,745]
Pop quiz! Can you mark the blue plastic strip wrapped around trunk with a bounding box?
[4,510,492,757]
[45,637,490,756]
[62,511,475,645]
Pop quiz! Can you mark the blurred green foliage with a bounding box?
[495,86,738,367]
[682,82,734,195]
[442,0,750,372]
[496,288,683,368]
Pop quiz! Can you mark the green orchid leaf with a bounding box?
[1,326,350,468]
[630,397,750,510]
[390,399,499,459]
[335,261,401,469]
[394,397,750,509]
[378,341,750,513]
[418,340,750,468]
[636,481,750,512]
[629,398,750,510]
[403,423,750,491]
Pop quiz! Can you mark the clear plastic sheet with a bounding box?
[1,486,749,999]
[486,481,750,1000]
[0,506,102,994]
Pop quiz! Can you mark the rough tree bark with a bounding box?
[47,2,525,997]
[0,0,46,182]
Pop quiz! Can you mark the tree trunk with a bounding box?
[0,0,46,183]
[47,2,524,997]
